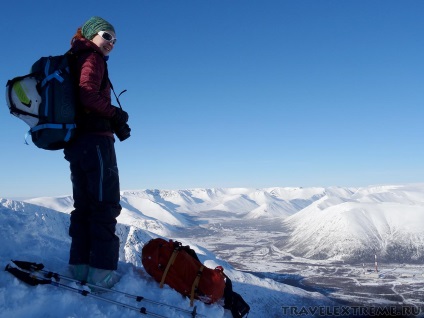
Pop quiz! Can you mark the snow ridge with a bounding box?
[283,184,424,262]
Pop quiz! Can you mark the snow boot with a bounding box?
[87,267,121,289]
[70,264,89,281]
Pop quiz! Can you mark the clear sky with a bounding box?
[1,0,423,198]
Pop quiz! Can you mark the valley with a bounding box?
[177,218,424,317]
[8,184,424,317]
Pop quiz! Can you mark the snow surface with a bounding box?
[0,188,332,318]
[284,184,424,262]
[1,184,423,317]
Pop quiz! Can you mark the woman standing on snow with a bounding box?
[64,16,130,288]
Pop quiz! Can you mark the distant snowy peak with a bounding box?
[119,194,188,227]
[122,187,328,219]
[245,202,293,219]
[1,198,25,211]
[266,186,327,200]
[25,196,74,213]
[1,198,64,215]
[284,184,424,262]
[352,184,424,204]
[3,184,424,263]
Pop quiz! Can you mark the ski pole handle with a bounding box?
[10,260,44,271]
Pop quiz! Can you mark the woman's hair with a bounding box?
[71,27,84,45]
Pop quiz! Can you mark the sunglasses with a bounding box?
[98,31,117,44]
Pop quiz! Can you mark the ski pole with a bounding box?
[5,263,169,318]
[9,260,203,318]
[42,269,201,317]
[49,280,169,318]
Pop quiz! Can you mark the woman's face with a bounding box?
[91,30,116,56]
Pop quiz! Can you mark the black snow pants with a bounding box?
[64,134,121,270]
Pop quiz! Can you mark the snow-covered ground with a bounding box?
[1,184,423,317]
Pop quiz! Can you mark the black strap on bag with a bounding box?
[184,247,249,318]
[229,292,250,318]
[176,241,201,262]
[223,274,250,318]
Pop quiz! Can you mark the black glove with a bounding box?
[112,107,129,124]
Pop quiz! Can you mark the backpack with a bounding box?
[6,51,80,150]
[141,238,250,317]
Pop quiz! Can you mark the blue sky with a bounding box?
[1,0,423,198]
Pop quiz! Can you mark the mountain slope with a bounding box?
[16,184,424,263]
[283,184,424,262]
[0,197,332,318]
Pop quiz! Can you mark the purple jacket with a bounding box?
[72,38,116,135]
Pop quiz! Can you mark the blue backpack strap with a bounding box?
[31,123,76,132]
[41,70,65,87]
[41,58,67,87]
[64,124,76,141]
[39,56,72,117]
[24,130,31,145]
[30,123,76,142]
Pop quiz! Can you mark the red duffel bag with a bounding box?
[141,238,226,306]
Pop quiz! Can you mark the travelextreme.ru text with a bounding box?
[281,305,420,317]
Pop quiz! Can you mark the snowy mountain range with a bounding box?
[1,183,423,317]
[8,184,424,263]
[283,184,424,262]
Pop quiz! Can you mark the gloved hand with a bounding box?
[112,107,129,124]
